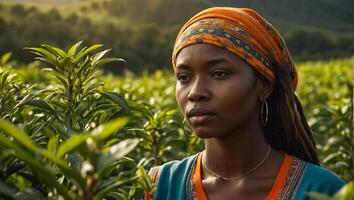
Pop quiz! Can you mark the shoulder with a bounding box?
[152,154,199,183]
[303,161,345,188]
[147,154,199,200]
[158,154,198,180]
[161,154,198,170]
[294,157,345,198]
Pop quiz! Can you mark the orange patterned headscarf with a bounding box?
[172,7,298,91]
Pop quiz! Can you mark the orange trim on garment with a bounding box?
[153,167,160,183]
[193,153,208,200]
[193,153,293,200]
[265,153,293,200]
[145,192,151,200]
[145,167,161,200]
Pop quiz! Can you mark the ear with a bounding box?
[256,74,274,101]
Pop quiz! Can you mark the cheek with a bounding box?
[175,84,188,112]
[221,81,259,116]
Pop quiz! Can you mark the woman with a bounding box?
[146,7,344,200]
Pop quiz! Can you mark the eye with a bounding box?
[212,70,229,79]
[176,73,191,84]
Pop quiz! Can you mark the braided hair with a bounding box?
[263,64,319,165]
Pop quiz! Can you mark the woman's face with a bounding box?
[175,43,264,138]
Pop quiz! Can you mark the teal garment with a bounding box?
[152,153,345,200]
[153,154,198,200]
[295,164,345,200]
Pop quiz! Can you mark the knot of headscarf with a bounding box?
[172,7,298,91]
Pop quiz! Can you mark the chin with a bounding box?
[193,127,218,138]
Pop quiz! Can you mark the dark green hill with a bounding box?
[2,0,353,35]
[100,0,354,36]
[207,0,354,34]
[0,0,353,73]
[0,0,86,4]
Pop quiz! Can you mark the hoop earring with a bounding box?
[261,100,269,127]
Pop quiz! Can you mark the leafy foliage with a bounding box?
[297,59,353,181]
[0,44,352,199]
[0,43,152,199]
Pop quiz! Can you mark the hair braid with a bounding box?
[264,64,320,165]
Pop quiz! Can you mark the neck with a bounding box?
[203,124,270,178]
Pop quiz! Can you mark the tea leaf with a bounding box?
[56,134,90,158]
[90,117,129,141]
[68,41,83,57]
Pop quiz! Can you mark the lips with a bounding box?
[187,108,216,125]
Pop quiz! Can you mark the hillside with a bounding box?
[0,0,353,72]
[208,0,354,34]
[0,0,86,4]
[1,0,353,35]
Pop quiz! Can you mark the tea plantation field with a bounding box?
[0,43,352,199]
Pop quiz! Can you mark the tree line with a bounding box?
[0,1,353,74]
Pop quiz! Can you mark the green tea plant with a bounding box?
[0,42,153,199]
[0,53,34,122]
[297,59,353,181]
[22,41,130,134]
[0,117,140,200]
[0,45,351,199]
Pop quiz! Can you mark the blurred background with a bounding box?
[0,2,352,196]
[0,0,353,74]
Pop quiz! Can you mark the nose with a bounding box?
[187,77,210,102]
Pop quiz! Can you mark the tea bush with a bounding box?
[297,59,353,181]
[0,43,152,200]
[0,42,352,199]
